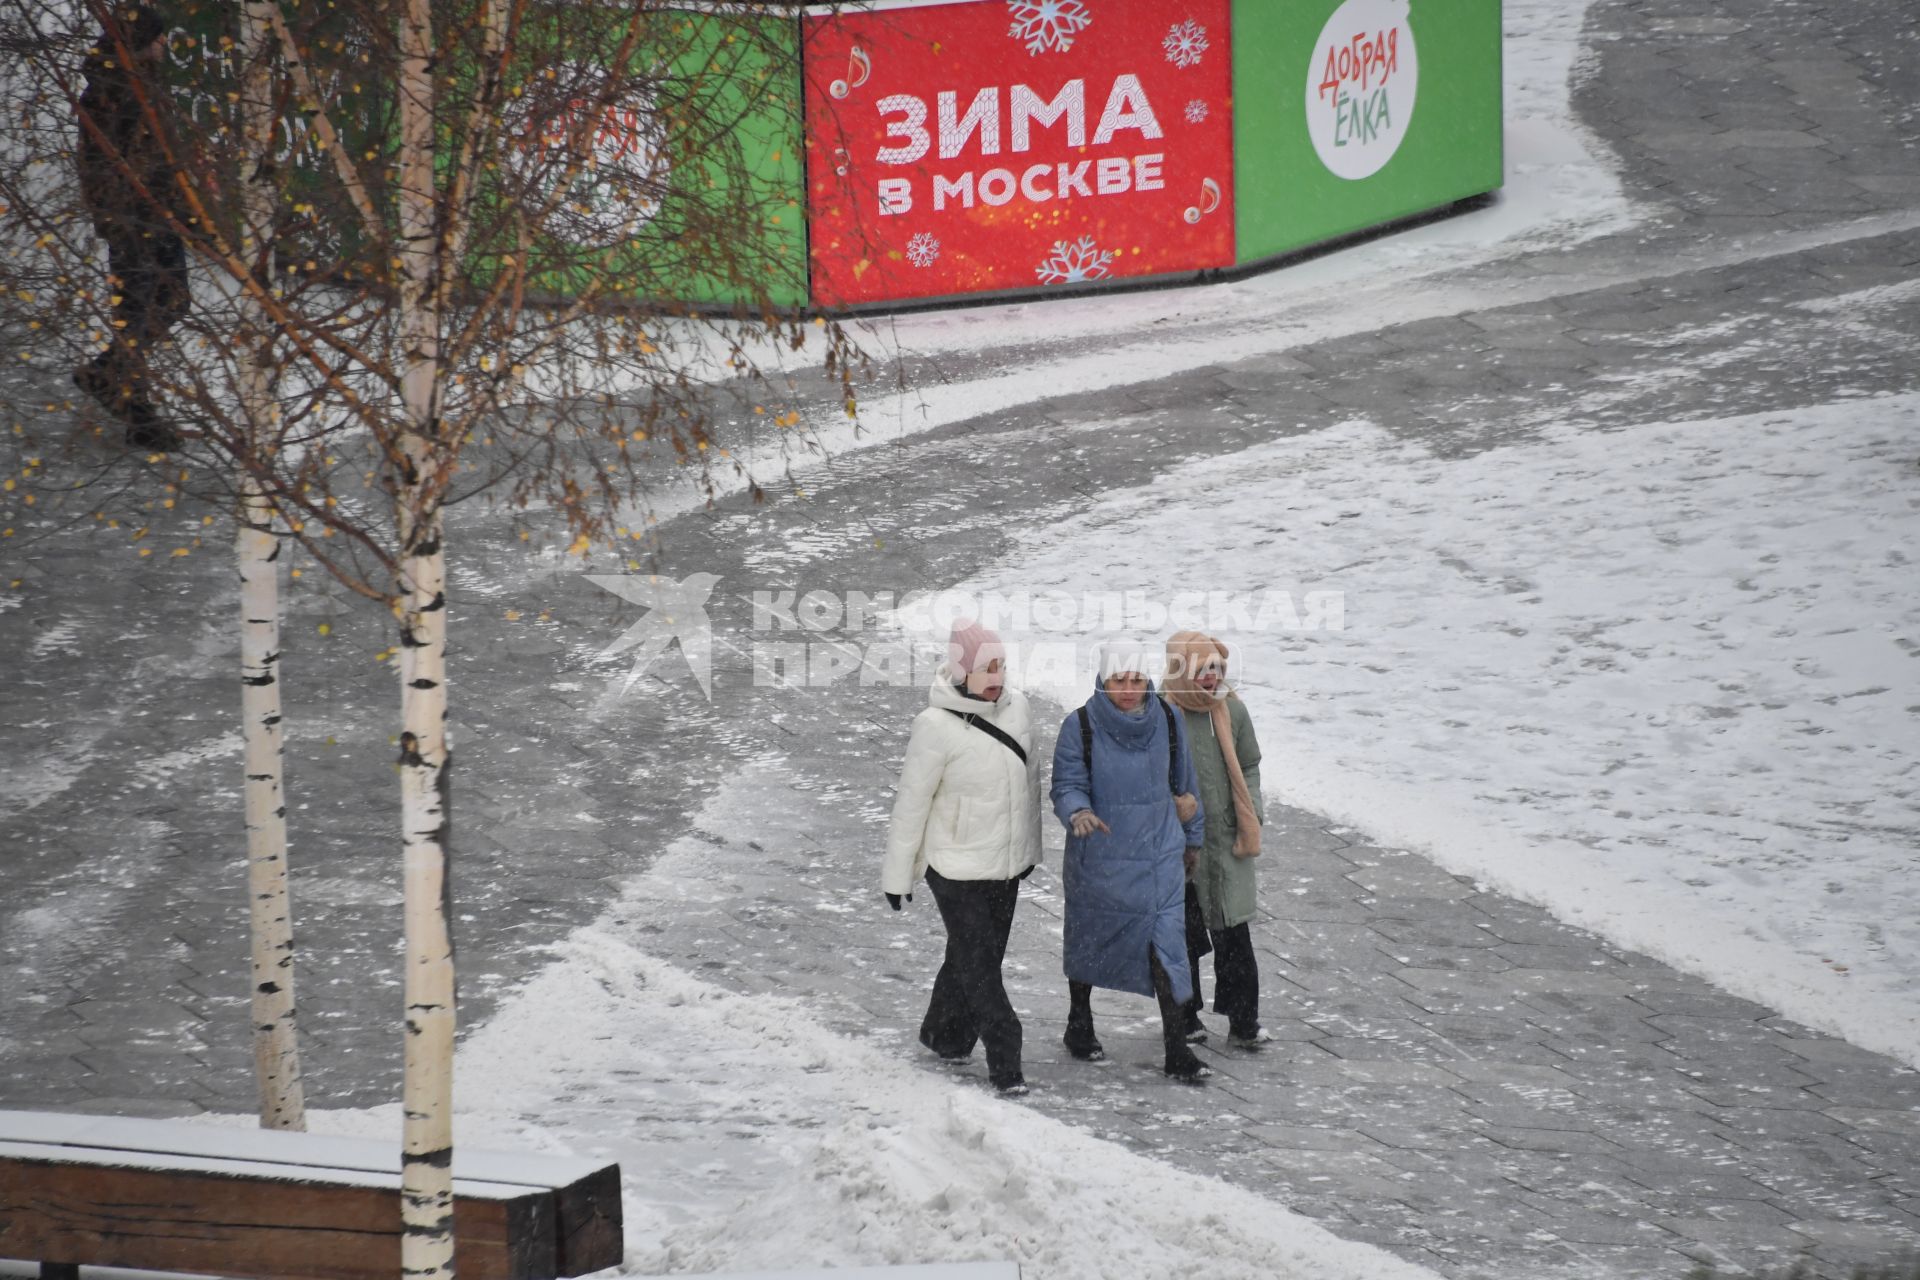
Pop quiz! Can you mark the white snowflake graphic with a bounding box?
[905,232,941,269]
[1034,236,1115,285]
[1184,99,1209,124]
[1007,0,1093,56]
[1163,19,1210,68]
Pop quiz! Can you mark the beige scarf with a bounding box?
[1164,631,1261,858]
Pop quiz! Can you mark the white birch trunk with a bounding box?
[396,0,457,1274]
[237,480,306,1131]
[236,0,305,1133]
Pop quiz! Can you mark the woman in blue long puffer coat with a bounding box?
[1050,640,1212,1082]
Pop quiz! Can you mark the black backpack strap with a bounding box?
[1077,706,1093,808]
[1160,697,1179,793]
[945,708,1028,765]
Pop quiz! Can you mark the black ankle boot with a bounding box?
[1164,1049,1212,1083]
[1063,1029,1105,1062]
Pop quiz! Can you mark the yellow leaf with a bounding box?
[171,547,190,557]
[504,609,522,621]
[317,623,330,635]
[567,534,590,556]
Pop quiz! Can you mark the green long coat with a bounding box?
[1180,698,1265,931]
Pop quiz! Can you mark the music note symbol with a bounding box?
[833,147,851,176]
[1183,177,1222,225]
[830,46,871,99]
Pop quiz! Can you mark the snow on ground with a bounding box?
[250,761,1437,1280]
[955,393,1920,1068]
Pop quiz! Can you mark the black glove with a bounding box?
[1016,864,1035,881]
[885,892,912,911]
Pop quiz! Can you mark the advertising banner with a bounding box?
[505,8,809,307]
[805,0,1236,307]
[1232,0,1502,264]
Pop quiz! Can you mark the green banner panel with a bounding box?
[1231,0,1502,265]
[498,8,808,308]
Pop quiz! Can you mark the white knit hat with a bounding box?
[1096,637,1156,681]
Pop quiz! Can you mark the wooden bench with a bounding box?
[0,1110,621,1280]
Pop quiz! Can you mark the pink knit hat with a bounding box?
[947,617,1005,675]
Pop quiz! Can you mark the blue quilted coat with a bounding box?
[1050,679,1206,1002]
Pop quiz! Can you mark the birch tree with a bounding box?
[3,1,860,1271]
[233,0,306,1134]
[0,0,311,1129]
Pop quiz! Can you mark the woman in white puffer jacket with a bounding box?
[882,618,1043,1095]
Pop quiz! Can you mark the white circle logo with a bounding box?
[505,64,667,248]
[1305,0,1418,181]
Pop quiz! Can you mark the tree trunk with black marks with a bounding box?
[396,0,456,1272]
[235,0,305,1134]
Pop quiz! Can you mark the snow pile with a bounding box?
[966,394,1920,1067]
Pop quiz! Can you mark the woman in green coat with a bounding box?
[1165,631,1272,1048]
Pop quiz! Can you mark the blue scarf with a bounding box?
[1086,677,1161,747]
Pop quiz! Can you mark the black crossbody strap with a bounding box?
[946,708,1028,765]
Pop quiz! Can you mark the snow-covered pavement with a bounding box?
[963,394,1920,1069]
[5,0,1920,1278]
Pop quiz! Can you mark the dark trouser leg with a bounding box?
[98,226,187,422]
[1150,950,1201,1071]
[1065,979,1097,1053]
[1183,924,1208,1019]
[1212,922,1261,1038]
[920,869,979,1058]
[923,870,1024,1085]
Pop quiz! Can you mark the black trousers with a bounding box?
[1067,950,1191,1065]
[89,221,189,415]
[1185,919,1261,1038]
[920,868,1023,1087]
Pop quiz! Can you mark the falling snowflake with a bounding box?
[1007,0,1093,56]
[1034,236,1115,285]
[905,232,941,269]
[1184,99,1209,124]
[1163,19,1210,68]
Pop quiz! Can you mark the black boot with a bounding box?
[1153,951,1211,1083]
[1064,980,1105,1061]
[1164,1049,1213,1083]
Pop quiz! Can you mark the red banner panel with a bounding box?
[804,0,1235,306]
